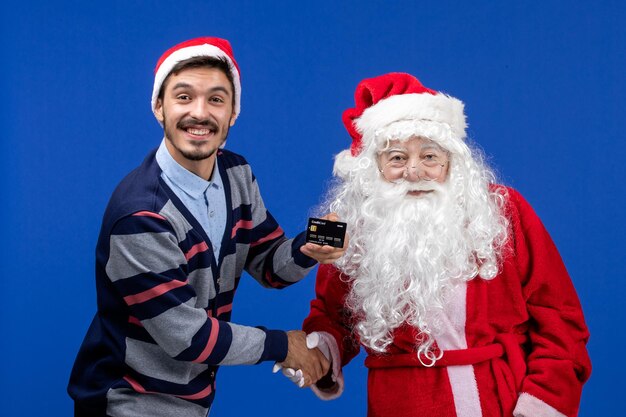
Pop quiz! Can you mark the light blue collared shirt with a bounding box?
[156,140,227,260]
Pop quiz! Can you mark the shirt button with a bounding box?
[209,211,215,217]
[216,278,222,286]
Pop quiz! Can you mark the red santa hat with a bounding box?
[151,37,241,123]
[335,73,467,178]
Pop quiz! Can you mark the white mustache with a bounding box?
[372,175,448,201]
[397,180,447,196]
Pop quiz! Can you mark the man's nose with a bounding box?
[189,99,211,119]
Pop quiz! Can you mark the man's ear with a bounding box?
[154,99,164,123]
[229,112,237,127]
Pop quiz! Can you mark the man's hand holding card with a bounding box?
[299,213,348,264]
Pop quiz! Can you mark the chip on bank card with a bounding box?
[306,217,347,248]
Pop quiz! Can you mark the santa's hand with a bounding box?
[272,363,305,387]
[306,332,335,382]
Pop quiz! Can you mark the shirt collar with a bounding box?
[156,139,222,199]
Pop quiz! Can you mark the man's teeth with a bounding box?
[187,128,212,135]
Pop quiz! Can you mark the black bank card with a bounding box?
[306,218,347,248]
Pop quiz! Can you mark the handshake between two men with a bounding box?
[274,330,333,388]
[273,213,348,389]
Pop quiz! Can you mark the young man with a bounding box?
[68,37,339,417]
[286,73,591,416]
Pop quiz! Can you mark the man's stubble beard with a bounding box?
[162,113,230,162]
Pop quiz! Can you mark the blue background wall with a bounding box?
[1,1,623,415]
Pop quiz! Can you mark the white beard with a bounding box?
[335,177,495,356]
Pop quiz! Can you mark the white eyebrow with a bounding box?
[382,146,408,153]
[420,142,444,150]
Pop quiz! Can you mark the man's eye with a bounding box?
[177,94,191,100]
[210,96,224,103]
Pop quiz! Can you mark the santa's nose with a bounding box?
[404,165,423,182]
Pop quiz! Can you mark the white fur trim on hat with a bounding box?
[333,149,359,179]
[356,93,466,143]
[333,92,467,178]
[151,44,241,124]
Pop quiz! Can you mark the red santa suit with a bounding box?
[303,187,591,417]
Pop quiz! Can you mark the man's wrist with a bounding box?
[291,232,318,267]
[258,328,289,363]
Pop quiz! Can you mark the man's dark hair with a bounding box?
[158,56,236,109]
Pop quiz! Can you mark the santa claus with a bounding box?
[281,73,591,417]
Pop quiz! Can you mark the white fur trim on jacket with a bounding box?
[513,393,567,417]
[310,331,345,400]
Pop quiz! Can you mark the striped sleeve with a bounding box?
[242,179,316,289]
[107,211,288,365]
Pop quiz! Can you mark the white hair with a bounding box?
[325,122,509,364]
